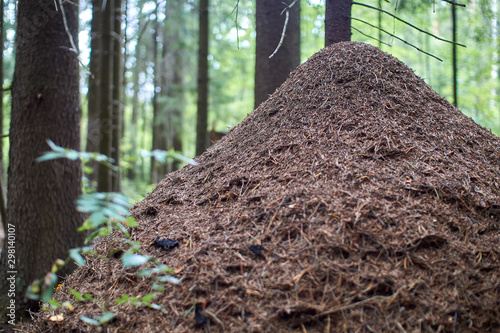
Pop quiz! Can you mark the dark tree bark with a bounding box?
[0,0,84,318]
[170,48,184,171]
[165,0,185,172]
[111,0,123,191]
[255,0,300,108]
[325,0,352,46]
[150,2,166,184]
[0,0,6,232]
[85,0,102,188]
[127,3,147,181]
[196,0,209,156]
[97,0,114,192]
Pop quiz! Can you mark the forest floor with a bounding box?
[30,42,499,332]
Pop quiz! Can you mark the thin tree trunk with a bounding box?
[0,0,6,232]
[111,0,123,191]
[255,0,300,108]
[128,42,141,181]
[378,0,382,48]
[97,0,115,192]
[86,0,102,188]
[121,0,128,140]
[196,0,209,156]
[169,1,185,171]
[150,3,161,183]
[451,3,457,107]
[127,4,146,181]
[0,0,84,317]
[325,0,352,46]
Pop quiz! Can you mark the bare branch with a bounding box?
[269,0,298,59]
[442,0,466,7]
[58,0,92,76]
[351,26,392,47]
[351,17,443,61]
[231,0,240,48]
[353,1,466,47]
[58,0,78,54]
[0,86,11,92]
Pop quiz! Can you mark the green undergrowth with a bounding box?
[27,140,197,328]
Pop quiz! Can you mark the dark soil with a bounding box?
[30,42,500,332]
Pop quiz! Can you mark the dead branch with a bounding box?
[351,17,442,61]
[442,0,466,7]
[351,26,392,47]
[353,2,466,47]
[269,0,299,59]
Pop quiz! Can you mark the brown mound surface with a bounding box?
[32,42,500,332]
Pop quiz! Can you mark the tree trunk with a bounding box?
[150,3,164,184]
[0,0,6,232]
[85,0,102,188]
[451,3,457,107]
[325,0,352,46]
[255,0,300,108]
[97,0,114,192]
[0,0,84,317]
[127,4,146,181]
[171,48,184,171]
[196,0,209,156]
[111,0,123,191]
[165,0,185,172]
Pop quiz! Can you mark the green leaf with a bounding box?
[116,294,130,305]
[65,150,80,160]
[41,273,59,302]
[78,219,97,231]
[70,289,84,301]
[152,283,164,292]
[84,227,110,244]
[141,293,156,303]
[69,250,85,267]
[98,312,116,324]
[125,217,139,227]
[116,223,130,238]
[83,165,94,174]
[48,299,61,308]
[122,253,150,267]
[26,283,40,300]
[80,315,101,326]
[37,151,63,162]
[183,304,195,318]
[148,303,162,310]
[136,268,153,278]
[158,275,181,284]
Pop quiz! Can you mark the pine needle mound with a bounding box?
[32,42,500,332]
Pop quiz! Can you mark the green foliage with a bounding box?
[27,142,184,325]
[80,312,116,326]
[38,140,118,171]
[140,148,198,166]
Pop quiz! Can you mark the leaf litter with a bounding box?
[31,42,499,332]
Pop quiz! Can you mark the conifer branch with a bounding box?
[351,17,442,61]
[352,1,466,47]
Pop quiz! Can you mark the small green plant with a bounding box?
[27,140,194,327]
